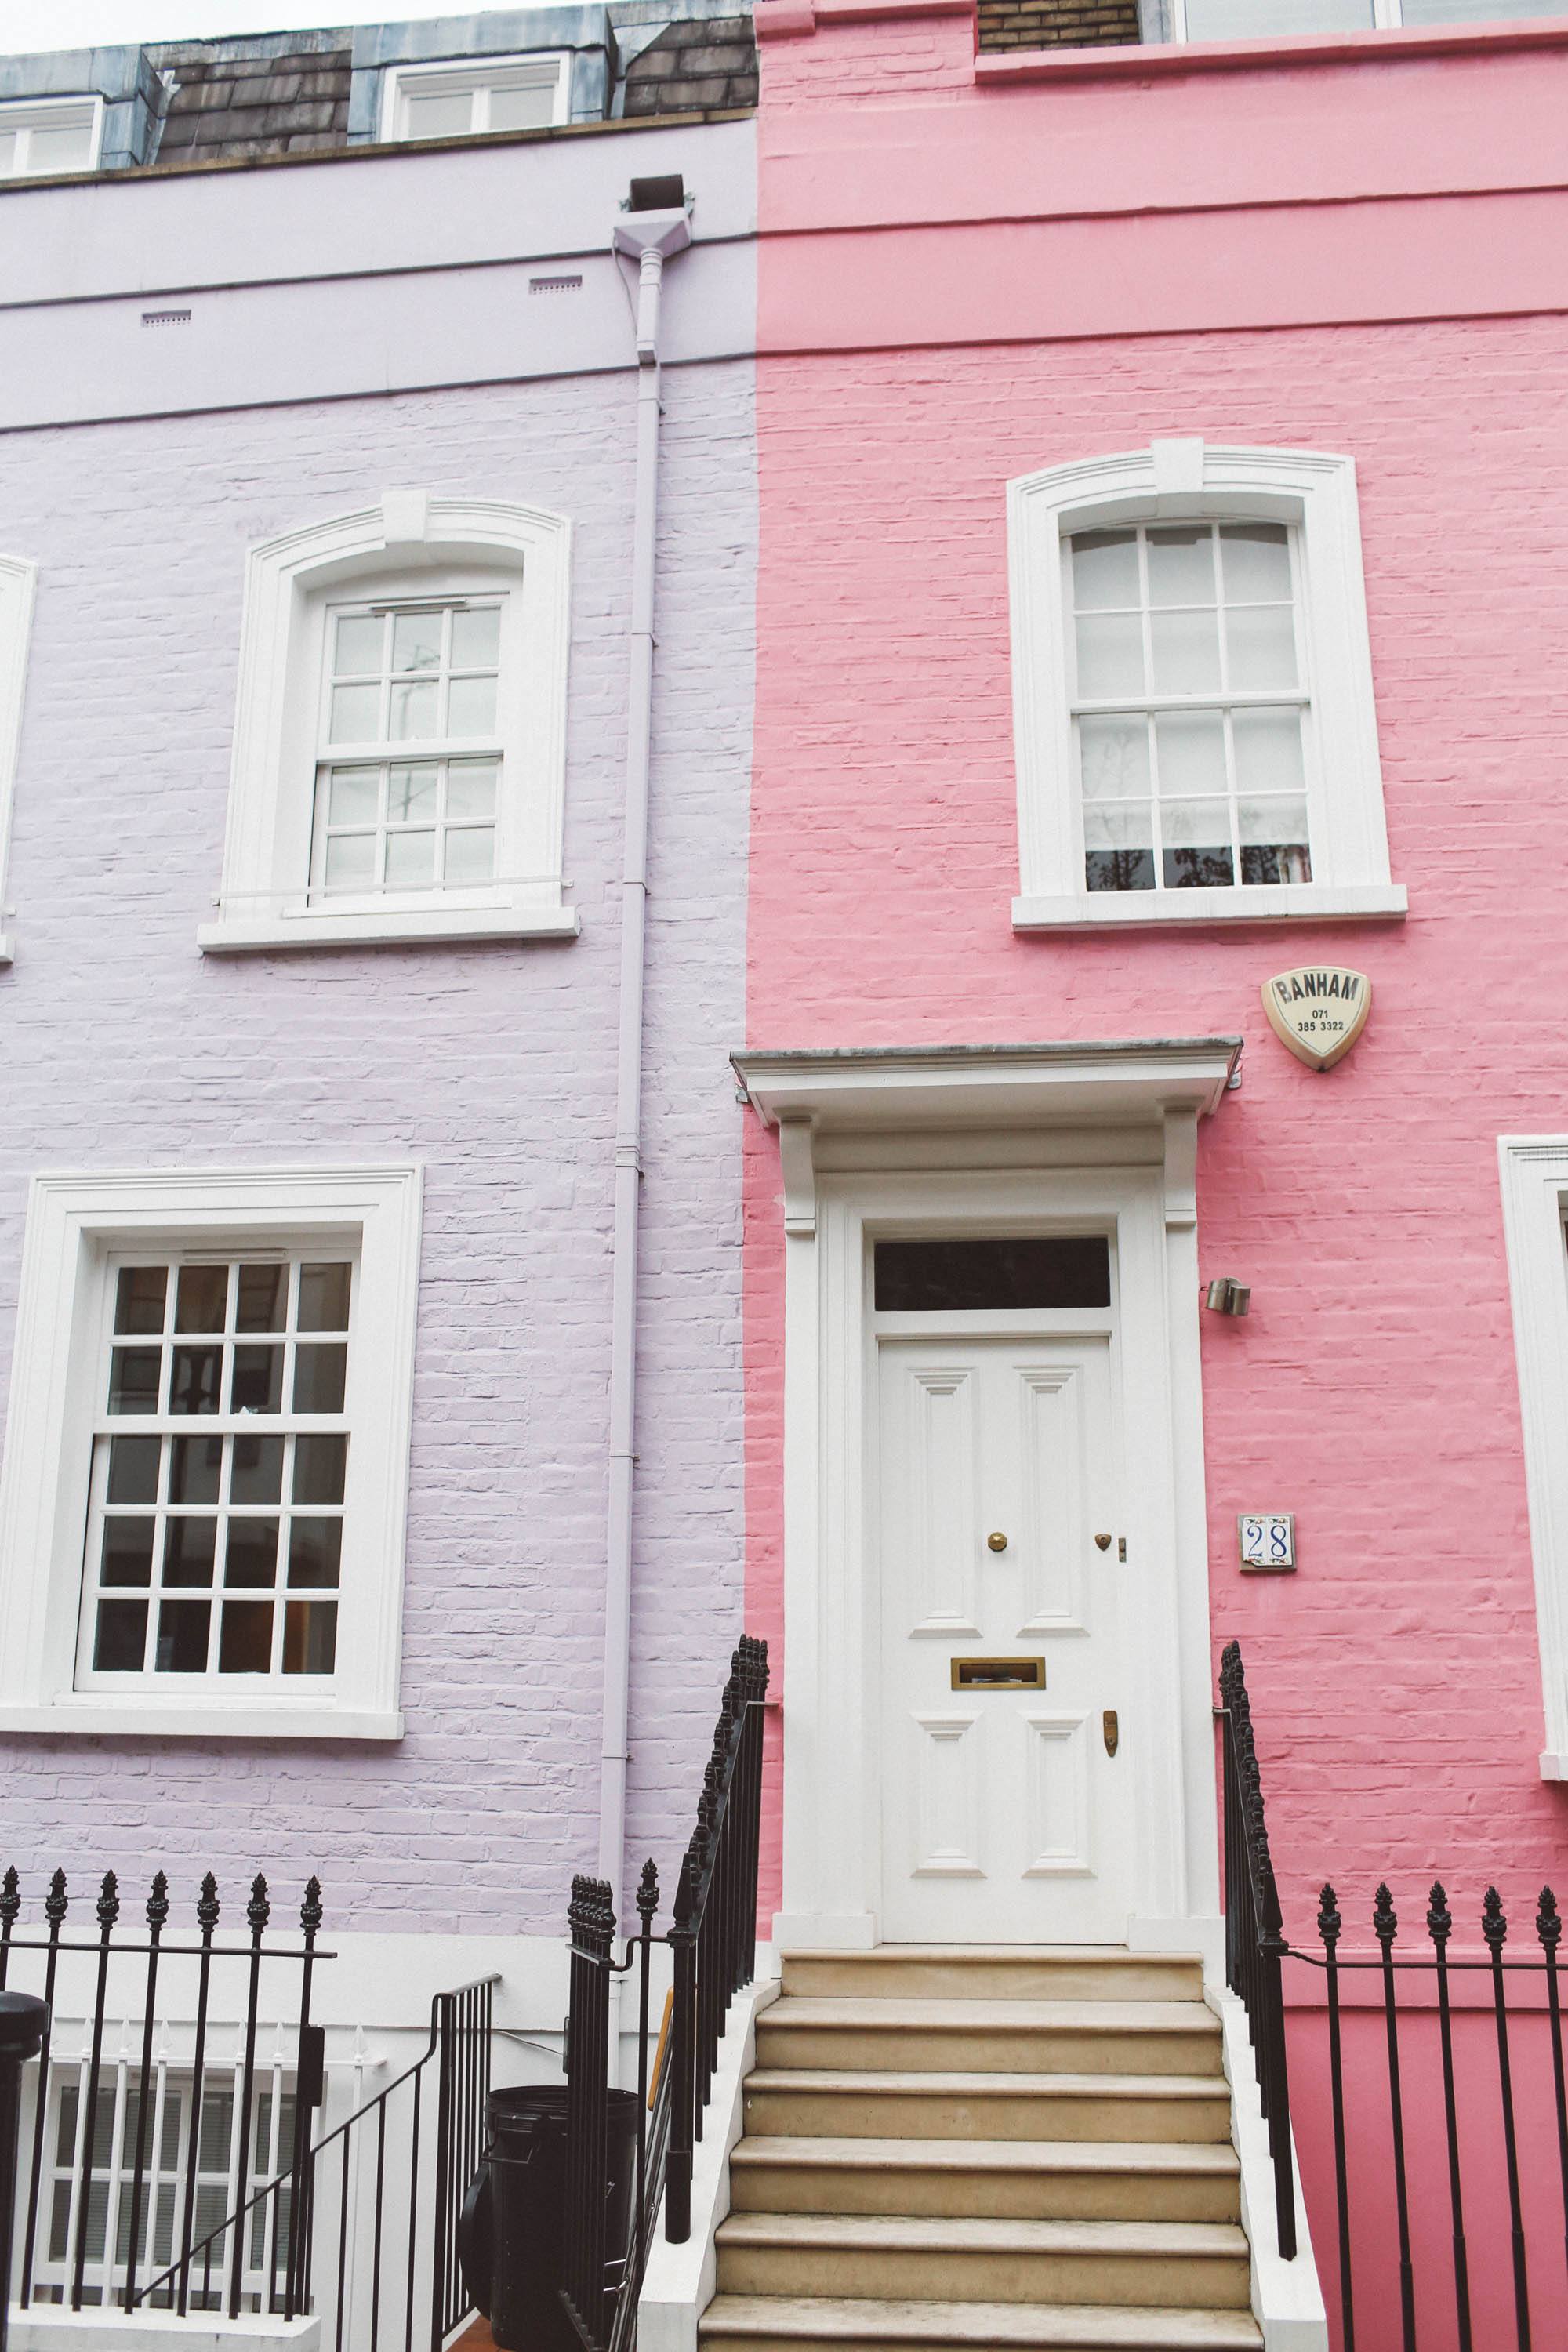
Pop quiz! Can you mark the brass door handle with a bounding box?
[986,1532,1007,1552]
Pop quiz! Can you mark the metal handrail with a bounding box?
[1217,1640,1298,2263]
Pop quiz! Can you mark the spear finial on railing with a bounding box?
[299,1875,324,1938]
[1483,1886,1508,1955]
[1318,1883,1341,1954]
[196,1872,220,1933]
[246,1874,270,1934]
[146,1871,169,1933]
[96,1871,120,1931]
[637,1860,659,1929]
[1373,1884,1397,1949]
[1427,1882,1453,1951]
[1538,1887,1563,1952]
[0,1868,18,1934]
[45,1869,67,1927]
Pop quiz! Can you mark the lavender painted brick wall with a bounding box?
[0,358,754,1933]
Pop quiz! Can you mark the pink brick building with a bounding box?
[734,6,1568,2344]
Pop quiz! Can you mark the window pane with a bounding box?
[170,1435,223,1505]
[1145,527,1214,608]
[107,1435,162,1504]
[385,830,437,887]
[224,1520,278,1589]
[452,607,501,668]
[448,674,497,736]
[1240,801,1312,886]
[27,121,94,173]
[102,1519,155,1587]
[231,1345,283,1415]
[488,80,557,130]
[1232,706,1305,797]
[284,1601,337,1675]
[155,1600,211,1672]
[299,1262,351,1332]
[328,682,381,743]
[388,763,439,822]
[445,827,496,884]
[1070,529,1138,610]
[164,1519,217,1588]
[333,613,383,676]
[219,1602,273,1674]
[1085,845,1155,894]
[1083,800,1155,893]
[230,1433,284,1504]
[0,134,16,177]
[1185,0,1371,31]
[1225,604,1298,691]
[115,1267,167,1335]
[1162,804,1235,889]
[1075,611,1144,699]
[293,1344,347,1414]
[110,1348,162,1414]
[236,1264,286,1334]
[176,1265,228,1334]
[288,1519,343,1589]
[324,833,376,891]
[1149,607,1221,695]
[1155,710,1226,797]
[403,89,471,136]
[390,680,438,741]
[390,609,443,673]
[294,1435,347,1505]
[1220,523,1292,602]
[94,1600,147,1672]
[874,1238,1110,1312]
[446,760,498,821]
[327,768,379,826]
[1078,715,1149,803]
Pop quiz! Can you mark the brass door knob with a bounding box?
[1094,1533,1112,1552]
[986,1531,1008,1553]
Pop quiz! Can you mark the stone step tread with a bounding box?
[764,2000,1218,2032]
[699,2296,1262,2347]
[717,2214,1249,2256]
[780,1947,1204,1965]
[731,2138,1240,2176]
[746,2071,1230,2100]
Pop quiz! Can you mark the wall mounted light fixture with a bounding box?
[1203,1278,1251,1317]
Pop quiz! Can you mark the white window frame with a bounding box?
[0,1164,421,1740]
[379,53,571,143]
[1499,1138,1568,1781]
[1008,439,1406,931]
[0,95,104,179]
[199,492,575,953]
[0,554,37,967]
[1168,0,1558,32]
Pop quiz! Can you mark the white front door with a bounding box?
[877,1334,1134,1943]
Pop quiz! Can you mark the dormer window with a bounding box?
[0,96,102,180]
[381,54,569,142]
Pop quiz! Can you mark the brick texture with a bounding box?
[624,17,759,116]
[976,0,1140,53]
[0,358,756,1936]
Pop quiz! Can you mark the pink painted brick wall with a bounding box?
[0,361,756,1934]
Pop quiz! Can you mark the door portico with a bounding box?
[731,1040,1240,1962]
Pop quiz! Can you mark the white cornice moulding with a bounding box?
[733,1038,1243,1132]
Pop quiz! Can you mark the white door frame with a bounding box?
[732,1041,1240,1962]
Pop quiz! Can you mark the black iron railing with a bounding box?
[560,1634,769,2352]
[1217,1638,1298,2261]
[1221,1640,1568,2352]
[129,1973,494,2352]
[0,1864,329,2315]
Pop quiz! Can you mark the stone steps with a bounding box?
[728,2135,1241,2223]
[742,2068,1236,2145]
[754,1997,1224,2079]
[699,2294,1263,2351]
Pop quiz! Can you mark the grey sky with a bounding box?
[0,0,510,53]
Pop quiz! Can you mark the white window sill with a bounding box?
[1012,883,1407,932]
[0,1700,405,1740]
[1541,1752,1568,1783]
[0,931,13,966]
[198,902,579,953]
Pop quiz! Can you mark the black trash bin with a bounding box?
[459,2085,641,2352]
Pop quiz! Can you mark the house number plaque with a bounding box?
[1262,967,1372,1070]
[1238,1514,1296,1573]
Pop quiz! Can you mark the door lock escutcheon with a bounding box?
[1103,1710,1120,1757]
[1094,1533,1112,1552]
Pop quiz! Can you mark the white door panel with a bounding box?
[879,1335,1131,1942]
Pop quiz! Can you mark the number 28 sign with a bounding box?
[1238,1514,1296,1573]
